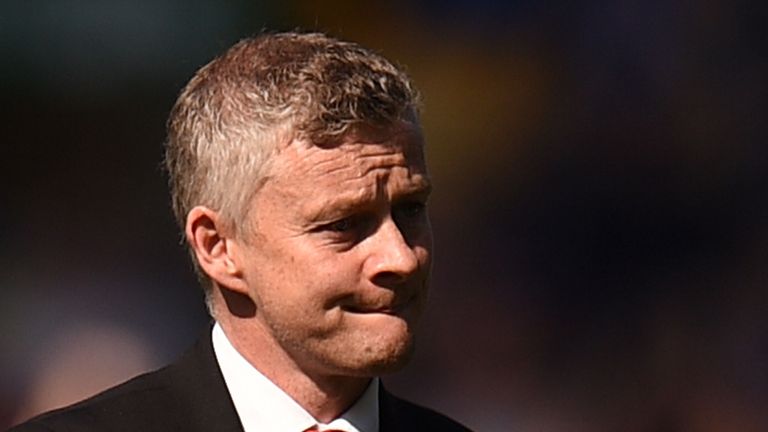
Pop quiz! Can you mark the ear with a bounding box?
[185,206,249,294]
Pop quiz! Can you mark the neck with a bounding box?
[217,314,370,423]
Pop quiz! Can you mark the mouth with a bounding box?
[340,296,415,316]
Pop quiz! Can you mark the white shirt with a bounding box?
[212,323,380,432]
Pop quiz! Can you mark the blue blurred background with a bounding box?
[2,1,768,431]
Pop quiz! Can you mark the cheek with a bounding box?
[265,256,360,310]
[247,236,368,313]
[309,257,365,299]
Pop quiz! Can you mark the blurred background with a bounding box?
[2,1,768,431]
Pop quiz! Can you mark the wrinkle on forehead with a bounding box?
[312,147,410,182]
[272,121,426,179]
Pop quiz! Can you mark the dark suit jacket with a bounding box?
[9,330,471,432]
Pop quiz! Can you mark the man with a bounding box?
[11,31,470,431]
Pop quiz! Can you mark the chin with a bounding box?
[285,312,422,378]
[362,344,415,376]
[340,330,417,377]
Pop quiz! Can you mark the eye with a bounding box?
[327,217,355,232]
[316,215,369,248]
[394,201,427,219]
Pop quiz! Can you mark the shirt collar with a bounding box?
[212,322,379,432]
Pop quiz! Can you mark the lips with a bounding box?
[340,295,415,315]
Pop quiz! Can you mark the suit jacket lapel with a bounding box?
[379,383,407,432]
[164,325,244,432]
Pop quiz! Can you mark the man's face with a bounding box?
[235,121,432,377]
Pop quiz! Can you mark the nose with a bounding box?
[366,218,421,285]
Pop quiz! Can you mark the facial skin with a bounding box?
[188,121,432,418]
[240,122,432,377]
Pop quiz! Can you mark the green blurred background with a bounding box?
[2,1,768,431]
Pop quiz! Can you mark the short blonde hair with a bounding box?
[164,31,420,293]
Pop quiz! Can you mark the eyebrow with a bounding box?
[305,177,432,224]
[393,178,432,201]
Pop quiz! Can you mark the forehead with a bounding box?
[271,122,427,184]
[255,123,429,216]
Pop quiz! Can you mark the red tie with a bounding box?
[304,426,344,432]
[303,427,347,432]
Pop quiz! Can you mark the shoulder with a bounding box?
[9,366,179,432]
[379,387,473,432]
[9,329,240,432]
